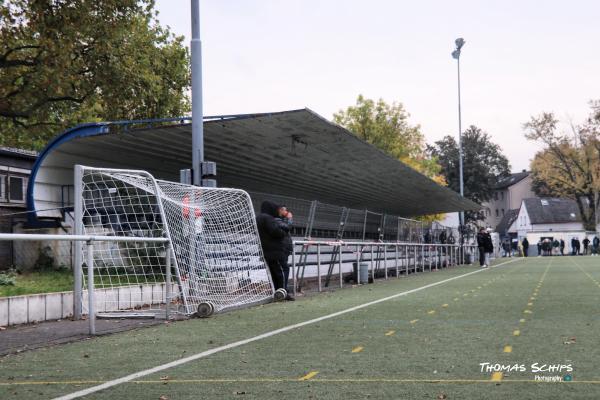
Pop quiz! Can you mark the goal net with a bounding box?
[76,165,274,316]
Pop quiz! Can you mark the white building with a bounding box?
[509,197,599,255]
[483,170,535,230]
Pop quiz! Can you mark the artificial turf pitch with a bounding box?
[2,256,600,399]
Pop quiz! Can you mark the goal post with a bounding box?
[73,165,275,317]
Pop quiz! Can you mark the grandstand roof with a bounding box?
[28,108,479,221]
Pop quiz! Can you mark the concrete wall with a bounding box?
[0,282,174,326]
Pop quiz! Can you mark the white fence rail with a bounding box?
[0,233,170,335]
[291,240,479,293]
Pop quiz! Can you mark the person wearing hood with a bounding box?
[256,200,294,300]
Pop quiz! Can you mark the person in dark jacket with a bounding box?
[583,237,590,255]
[592,236,600,256]
[256,200,294,300]
[476,228,488,268]
[522,237,529,257]
[275,205,294,300]
[559,239,565,256]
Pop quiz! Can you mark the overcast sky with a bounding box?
[155,0,600,172]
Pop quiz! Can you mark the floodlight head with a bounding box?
[451,49,460,60]
[455,38,465,49]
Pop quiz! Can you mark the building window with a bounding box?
[494,192,498,200]
[501,192,504,200]
[496,209,499,217]
[5,175,27,204]
[502,209,505,216]
[0,175,5,201]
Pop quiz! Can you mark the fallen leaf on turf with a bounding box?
[437,393,447,399]
[159,396,169,400]
[160,376,170,381]
[235,391,246,395]
[83,354,89,358]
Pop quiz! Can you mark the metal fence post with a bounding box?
[338,245,343,288]
[86,241,95,336]
[395,244,399,278]
[356,245,361,284]
[291,245,297,296]
[73,165,83,320]
[317,244,322,292]
[165,245,172,319]
[384,245,388,279]
[370,245,375,281]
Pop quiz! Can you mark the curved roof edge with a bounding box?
[26,111,309,223]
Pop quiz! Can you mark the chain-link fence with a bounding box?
[0,191,473,272]
[247,191,464,244]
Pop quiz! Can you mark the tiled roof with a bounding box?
[523,197,582,224]
[495,171,529,190]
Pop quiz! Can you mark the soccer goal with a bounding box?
[74,165,275,317]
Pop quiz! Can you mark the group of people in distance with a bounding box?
[478,228,600,267]
[526,236,600,257]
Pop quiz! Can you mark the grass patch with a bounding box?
[0,269,165,297]
[0,269,73,297]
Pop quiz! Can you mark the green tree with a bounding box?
[428,126,511,224]
[333,95,446,221]
[333,95,445,184]
[0,0,190,150]
[524,101,600,230]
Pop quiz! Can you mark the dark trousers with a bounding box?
[267,257,290,291]
[478,247,486,266]
[523,248,528,257]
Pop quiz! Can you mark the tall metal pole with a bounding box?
[452,38,466,238]
[191,0,204,186]
[457,55,464,201]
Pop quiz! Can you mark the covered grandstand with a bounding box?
[27,108,479,234]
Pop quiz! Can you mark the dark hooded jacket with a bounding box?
[256,200,290,261]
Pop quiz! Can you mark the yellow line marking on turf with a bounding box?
[520,319,526,323]
[298,371,319,381]
[504,345,512,353]
[442,304,448,308]
[454,298,459,301]
[527,302,533,306]
[410,319,419,324]
[3,377,600,385]
[477,286,482,289]
[352,346,364,353]
[491,372,504,382]
[463,293,469,296]
[428,310,436,315]
[524,310,532,314]
[513,330,520,336]
[385,330,395,336]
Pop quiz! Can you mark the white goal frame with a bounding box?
[73,165,275,319]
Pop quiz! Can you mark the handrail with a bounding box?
[0,233,169,243]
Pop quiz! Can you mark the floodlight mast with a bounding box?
[191,0,203,186]
[452,37,466,231]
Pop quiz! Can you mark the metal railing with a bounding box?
[0,233,170,335]
[291,240,479,294]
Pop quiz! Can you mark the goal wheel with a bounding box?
[196,301,215,318]
[274,288,287,302]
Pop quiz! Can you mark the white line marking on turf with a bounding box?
[53,258,522,400]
